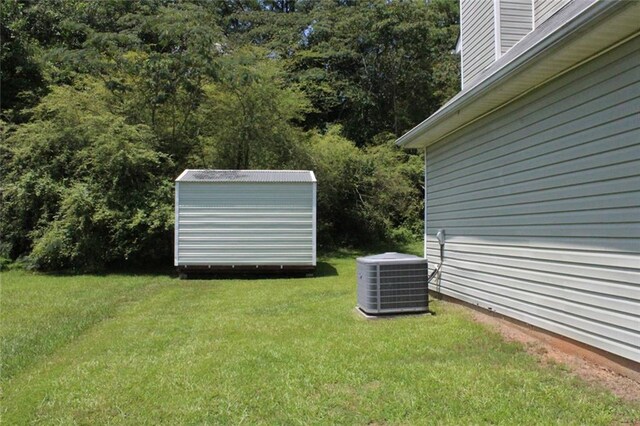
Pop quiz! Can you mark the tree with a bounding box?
[191,47,310,170]
[305,127,423,247]
[226,0,460,144]
[1,79,173,270]
[0,0,461,270]
[0,0,46,118]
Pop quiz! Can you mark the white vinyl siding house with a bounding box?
[500,0,532,53]
[426,38,639,363]
[534,0,570,28]
[460,0,533,88]
[460,0,495,86]
[175,170,316,272]
[398,0,640,364]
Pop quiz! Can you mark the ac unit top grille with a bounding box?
[357,252,427,265]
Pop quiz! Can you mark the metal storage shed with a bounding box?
[175,169,316,273]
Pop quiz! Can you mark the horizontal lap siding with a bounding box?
[425,38,640,362]
[534,0,570,27]
[500,0,532,54]
[461,0,495,87]
[176,182,314,265]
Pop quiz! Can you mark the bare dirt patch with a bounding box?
[450,303,640,403]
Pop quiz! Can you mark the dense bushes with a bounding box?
[1,82,174,270]
[306,127,423,247]
[1,85,422,270]
[0,0,458,271]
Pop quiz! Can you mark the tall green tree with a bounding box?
[305,127,423,247]
[1,79,173,270]
[0,0,46,118]
[227,0,460,145]
[191,47,310,170]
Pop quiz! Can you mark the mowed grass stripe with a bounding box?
[1,253,639,424]
[0,272,167,381]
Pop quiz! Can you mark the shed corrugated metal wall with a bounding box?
[425,37,640,362]
[175,174,316,267]
[460,0,495,87]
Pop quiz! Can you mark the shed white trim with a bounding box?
[174,182,180,266]
[312,176,317,266]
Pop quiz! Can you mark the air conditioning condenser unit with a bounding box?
[357,252,429,315]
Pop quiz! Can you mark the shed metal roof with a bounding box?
[396,0,640,149]
[176,169,317,183]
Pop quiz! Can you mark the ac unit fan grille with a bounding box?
[357,254,429,314]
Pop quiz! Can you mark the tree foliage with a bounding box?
[0,0,46,118]
[0,0,459,270]
[228,0,459,144]
[305,127,423,247]
[1,80,173,270]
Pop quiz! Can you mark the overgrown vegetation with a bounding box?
[2,255,638,424]
[1,0,460,270]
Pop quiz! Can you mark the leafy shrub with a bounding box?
[305,127,423,248]
[1,81,173,271]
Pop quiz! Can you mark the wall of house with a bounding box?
[424,37,640,362]
[461,0,574,87]
[460,0,495,87]
[175,182,315,266]
[500,0,532,53]
[534,0,570,28]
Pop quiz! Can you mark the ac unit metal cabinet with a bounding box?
[357,253,429,315]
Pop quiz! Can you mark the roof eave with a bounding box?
[397,0,638,149]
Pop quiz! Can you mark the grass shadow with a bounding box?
[314,261,338,277]
[179,261,338,281]
[24,263,179,278]
[320,240,422,260]
[18,240,421,278]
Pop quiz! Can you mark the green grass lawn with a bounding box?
[2,249,639,424]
